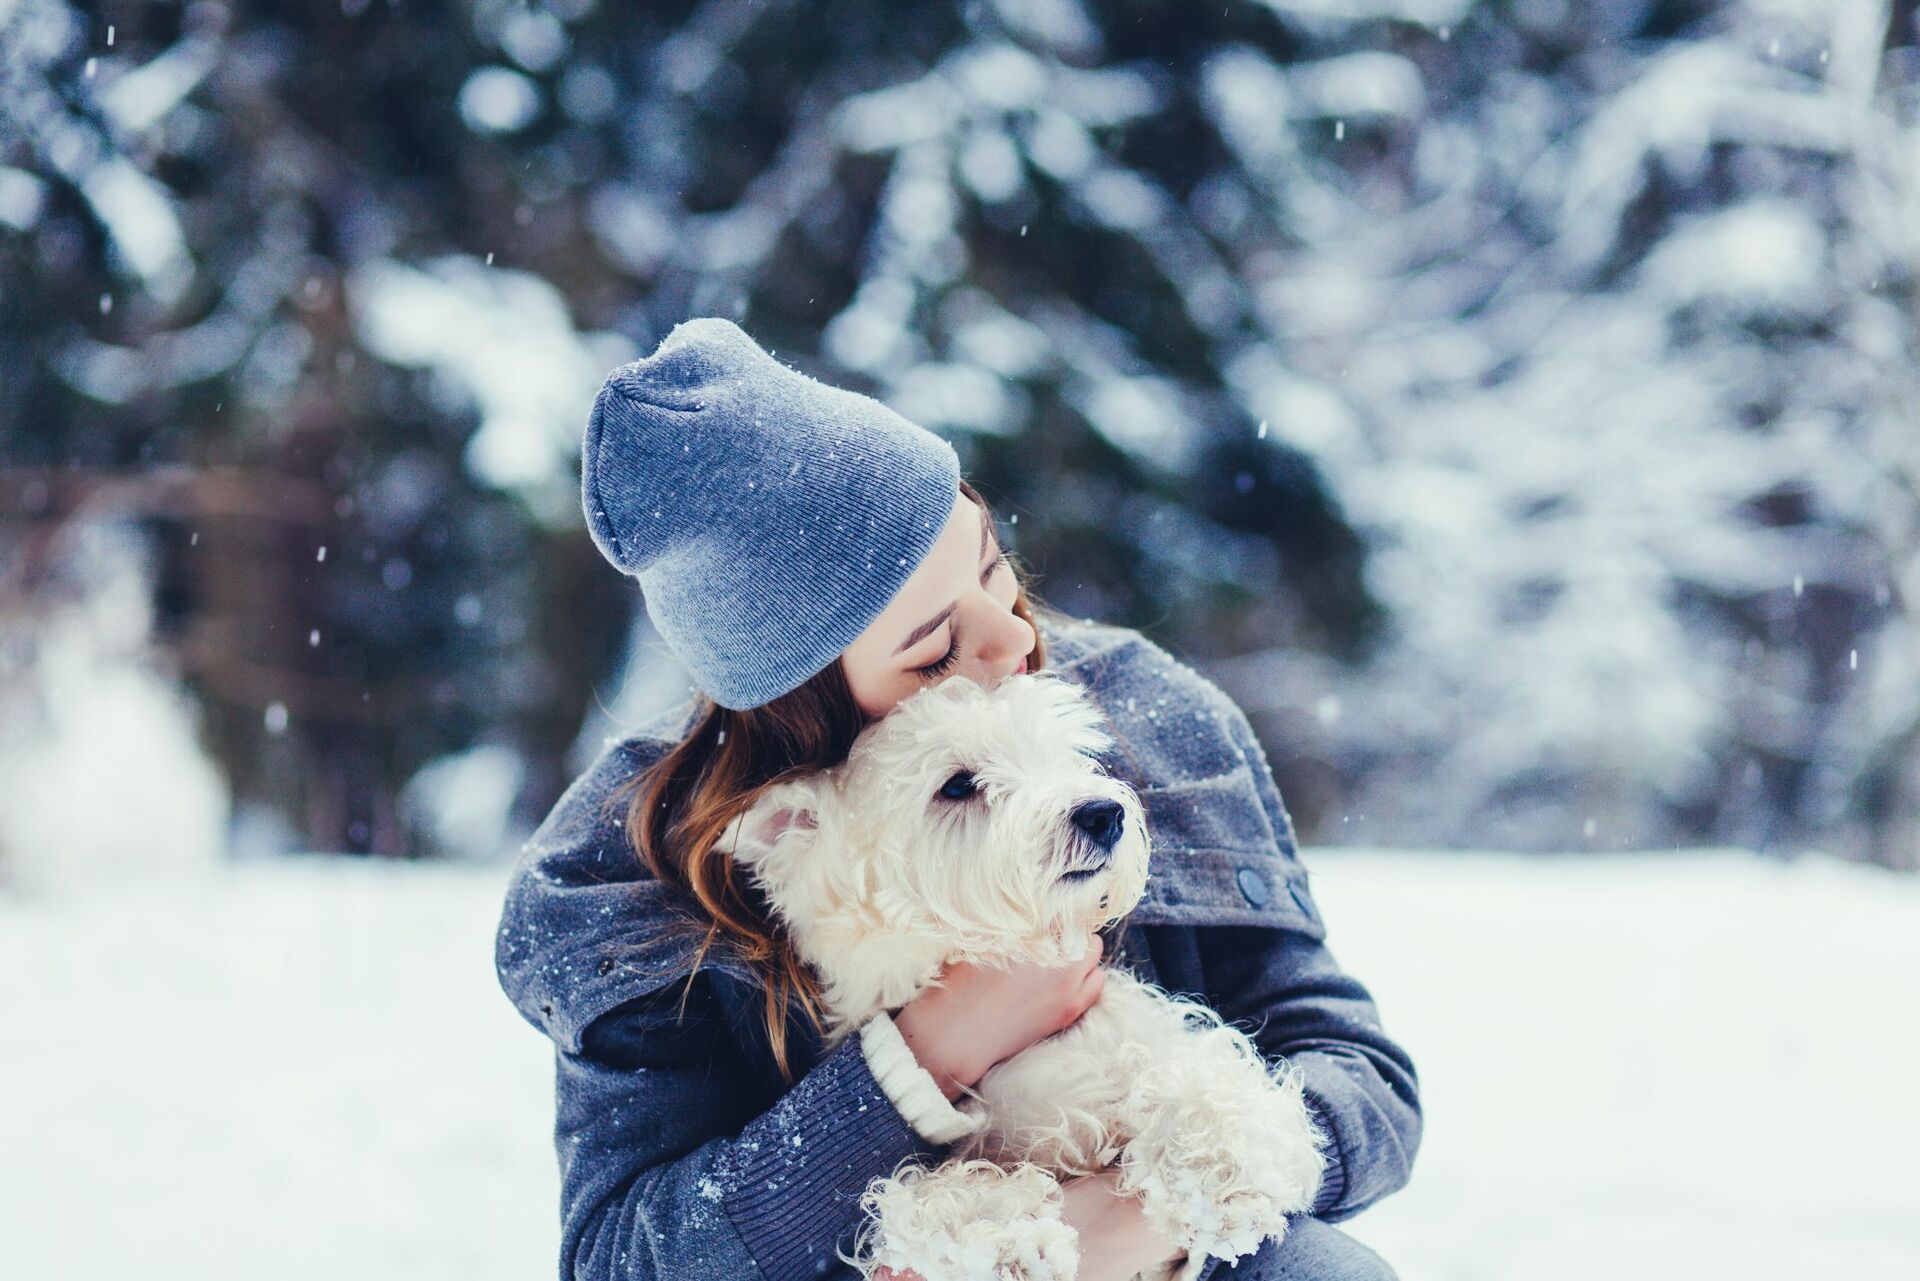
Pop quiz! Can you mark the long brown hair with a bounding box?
[600,479,1062,1083]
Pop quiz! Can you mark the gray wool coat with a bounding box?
[494,613,1422,1281]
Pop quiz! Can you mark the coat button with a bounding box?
[1288,879,1316,919]
[1235,867,1271,907]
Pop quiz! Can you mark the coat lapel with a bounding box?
[1035,617,1322,938]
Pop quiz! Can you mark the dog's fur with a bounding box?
[721,670,1329,1281]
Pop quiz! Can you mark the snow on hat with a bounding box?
[580,316,962,710]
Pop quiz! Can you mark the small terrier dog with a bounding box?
[720,669,1329,1281]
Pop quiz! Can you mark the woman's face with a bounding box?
[840,490,1036,720]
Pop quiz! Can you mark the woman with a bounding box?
[495,317,1420,1281]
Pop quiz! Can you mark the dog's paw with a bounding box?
[1111,1040,1329,1263]
[853,1158,1080,1281]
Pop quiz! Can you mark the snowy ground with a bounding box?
[1,849,1915,1281]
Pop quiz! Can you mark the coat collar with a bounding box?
[1034,615,1317,933]
[495,613,1319,1055]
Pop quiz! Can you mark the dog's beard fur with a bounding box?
[722,669,1152,1043]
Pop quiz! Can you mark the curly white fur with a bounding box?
[856,1160,1081,1281]
[721,670,1331,1281]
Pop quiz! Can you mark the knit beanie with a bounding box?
[580,316,962,710]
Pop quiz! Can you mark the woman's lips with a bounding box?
[1016,658,1029,674]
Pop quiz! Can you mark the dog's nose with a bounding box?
[1070,799,1125,851]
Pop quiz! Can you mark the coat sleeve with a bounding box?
[556,969,960,1281]
[1194,923,1422,1222]
[1193,698,1423,1226]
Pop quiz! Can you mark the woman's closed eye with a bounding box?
[915,633,961,678]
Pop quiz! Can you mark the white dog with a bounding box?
[721,669,1330,1281]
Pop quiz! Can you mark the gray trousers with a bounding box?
[1203,1216,1398,1281]
[847,1217,1397,1281]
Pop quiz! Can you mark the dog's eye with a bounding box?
[937,771,979,802]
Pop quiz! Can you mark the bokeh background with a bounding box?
[6,0,1918,873]
[2,2,1917,1279]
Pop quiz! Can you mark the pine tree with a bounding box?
[3,0,1913,867]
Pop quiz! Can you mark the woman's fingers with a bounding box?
[1087,932,1104,969]
[1079,966,1106,1015]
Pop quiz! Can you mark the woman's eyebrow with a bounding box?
[893,515,1000,657]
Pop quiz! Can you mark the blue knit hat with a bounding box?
[581,317,962,710]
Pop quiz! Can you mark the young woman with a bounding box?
[495,318,1420,1281]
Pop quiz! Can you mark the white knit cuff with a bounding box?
[858,1011,987,1146]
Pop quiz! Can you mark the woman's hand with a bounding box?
[1057,1167,1189,1281]
[870,1167,1188,1281]
[891,929,1107,1101]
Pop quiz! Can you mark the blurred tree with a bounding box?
[1,0,1914,867]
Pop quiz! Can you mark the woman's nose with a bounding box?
[978,608,1035,666]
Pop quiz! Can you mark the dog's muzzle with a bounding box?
[1062,799,1125,878]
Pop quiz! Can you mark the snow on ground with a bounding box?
[1,849,1914,1280]
[1311,849,1920,1281]
[0,857,557,1281]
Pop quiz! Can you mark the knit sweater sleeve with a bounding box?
[561,973,956,1281]
[858,1011,989,1146]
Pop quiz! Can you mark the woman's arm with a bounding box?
[559,971,958,1281]
[1194,921,1422,1221]
[1198,697,1423,1222]
[496,735,969,1278]
[556,941,1113,1281]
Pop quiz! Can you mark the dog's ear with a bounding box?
[722,778,822,869]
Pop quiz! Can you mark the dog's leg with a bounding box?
[1106,1019,1330,1274]
[851,1156,1080,1281]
